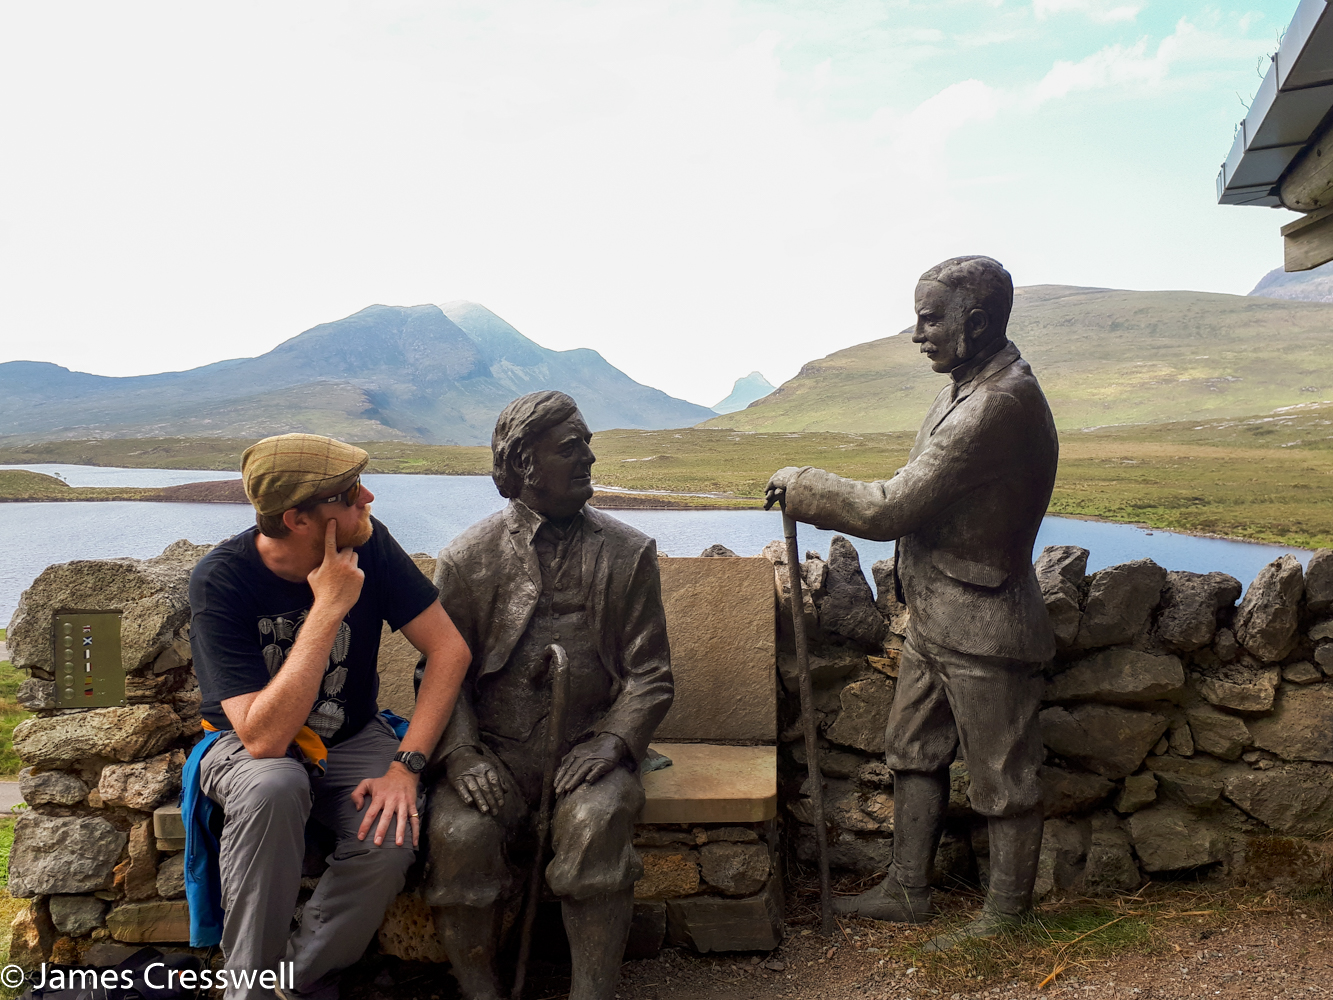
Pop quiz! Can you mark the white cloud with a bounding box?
[1033,0,1142,24]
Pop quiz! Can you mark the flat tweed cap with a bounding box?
[241,434,369,516]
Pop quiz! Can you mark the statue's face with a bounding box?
[912,280,988,374]
[519,412,596,518]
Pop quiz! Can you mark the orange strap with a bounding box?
[201,719,328,774]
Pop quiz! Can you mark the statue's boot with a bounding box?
[562,887,634,1000]
[432,904,503,1000]
[923,809,1043,952]
[833,771,946,923]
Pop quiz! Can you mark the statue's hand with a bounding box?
[764,466,803,510]
[554,733,628,795]
[446,748,505,815]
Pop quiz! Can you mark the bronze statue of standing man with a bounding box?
[767,256,1058,948]
[424,390,673,1000]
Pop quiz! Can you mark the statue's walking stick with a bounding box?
[776,496,834,936]
[512,643,571,1000]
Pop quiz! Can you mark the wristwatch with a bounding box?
[393,750,427,774]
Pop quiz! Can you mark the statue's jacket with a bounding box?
[786,340,1058,662]
[432,500,674,770]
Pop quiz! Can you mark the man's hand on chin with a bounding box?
[352,765,421,847]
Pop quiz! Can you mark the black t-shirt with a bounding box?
[188,517,438,746]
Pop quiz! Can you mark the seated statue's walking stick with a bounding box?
[775,495,834,936]
[512,643,571,1000]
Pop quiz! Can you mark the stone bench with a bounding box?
[377,554,781,959]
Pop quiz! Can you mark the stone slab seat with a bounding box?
[641,743,777,824]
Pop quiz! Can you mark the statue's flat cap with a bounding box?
[240,434,369,516]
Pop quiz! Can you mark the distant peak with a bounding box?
[712,371,777,414]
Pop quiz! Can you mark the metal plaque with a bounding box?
[52,612,126,708]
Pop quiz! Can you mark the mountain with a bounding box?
[711,372,776,414]
[705,284,1333,433]
[1249,261,1333,303]
[0,303,716,446]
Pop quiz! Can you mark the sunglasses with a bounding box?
[298,477,362,511]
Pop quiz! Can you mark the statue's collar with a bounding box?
[504,498,587,542]
[950,339,1016,389]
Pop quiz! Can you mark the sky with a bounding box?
[0,0,1304,408]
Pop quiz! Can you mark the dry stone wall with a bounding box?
[770,537,1333,900]
[6,541,207,968]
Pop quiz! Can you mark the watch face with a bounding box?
[403,751,426,773]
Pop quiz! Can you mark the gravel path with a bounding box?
[338,889,1333,1000]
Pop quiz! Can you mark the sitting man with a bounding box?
[424,390,674,1000]
[189,433,471,1000]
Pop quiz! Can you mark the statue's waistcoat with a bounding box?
[474,521,612,750]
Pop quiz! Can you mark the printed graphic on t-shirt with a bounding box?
[257,609,352,739]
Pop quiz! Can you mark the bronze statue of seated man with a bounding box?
[423,390,674,1000]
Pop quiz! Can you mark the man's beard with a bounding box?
[336,509,374,548]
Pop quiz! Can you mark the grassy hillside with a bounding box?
[5,406,1333,547]
[706,285,1333,433]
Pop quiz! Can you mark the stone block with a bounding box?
[9,900,56,970]
[1039,704,1169,779]
[700,544,738,558]
[820,536,887,648]
[6,540,207,675]
[374,553,437,719]
[1154,571,1241,653]
[377,892,447,963]
[1305,548,1333,613]
[1283,661,1322,684]
[99,750,185,811]
[1234,555,1304,662]
[1247,685,1333,762]
[633,828,696,847]
[1154,772,1222,808]
[49,895,109,937]
[17,677,55,711]
[1041,766,1114,817]
[153,805,186,841]
[1034,818,1088,901]
[762,539,817,641]
[655,558,776,742]
[13,704,181,766]
[699,842,770,896]
[1035,545,1088,651]
[705,826,761,843]
[871,559,911,634]
[105,901,190,943]
[1318,642,1333,676]
[1214,628,1239,662]
[666,876,783,953]
[1222,763,1333,834]
[641,744,776,824]
[19,767,87,806]
[1185,704,1253,760]
[156,852,185,900]
[635,849,701,899]
[1046,649,1185,704]
[118,821,158,902]
[798,826,895,875]
[1193,662,1281,713]
[626,901,666,960]
[9,813,127,897]
[1115,773,1158,813]
[778,648,863,692]
[1076,559,1167,650]
[1168,719,1194,757]
[824,675,894,754]
[1128,806,1226,872]
[1082,815,1142,895]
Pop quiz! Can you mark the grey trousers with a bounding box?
[887,630,1046,817]
[199,716,416,1000]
